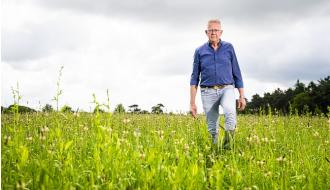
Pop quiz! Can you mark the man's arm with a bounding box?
[190,48,200,117]
[237,88,246,111]
[190,85,198,117]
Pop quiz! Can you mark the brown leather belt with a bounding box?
[200,84,229,89]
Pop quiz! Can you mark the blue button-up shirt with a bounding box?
[190,40,244,88]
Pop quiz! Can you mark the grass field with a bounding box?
[1,112,330,189]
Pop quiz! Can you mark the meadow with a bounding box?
[1,111,330,189]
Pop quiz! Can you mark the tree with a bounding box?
[114,104,126,114]
[151,103,165,114]
[293,79,306,95]
[42,104,54,112]
[1,106,7,113]
[3,105,36,114]
[140,110,150,114]
[93,106,105,113]
[60,105,73,113]
[248,94,264,113]
[292,92,311,114]
[245,76,330,115]
[128,104,141,114]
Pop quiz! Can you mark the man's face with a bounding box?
[206,23,222,43]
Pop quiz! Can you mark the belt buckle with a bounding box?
[214,85,225,89]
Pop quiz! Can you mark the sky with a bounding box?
[2,0,330,113]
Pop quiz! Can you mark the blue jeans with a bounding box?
[201,85,237,144]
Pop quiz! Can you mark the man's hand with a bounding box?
[237,97,246,111]
[190,104,197,118]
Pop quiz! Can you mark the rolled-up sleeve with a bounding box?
[190,49,201,86]
[230,46,244,88]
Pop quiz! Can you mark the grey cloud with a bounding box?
[244,57,330,84]
[29,0,329,25]
[1,18,87,63]
[241,41,330,83]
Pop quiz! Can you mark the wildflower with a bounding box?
[83,126,89,131]
[184,143,190,151]
[238,151,245,157]
[157,130,164,140]
[276,156,287,162]
[16,181,26,189]
[41,126,49,133]
[134,129,141,137]
[261,137,269,143]
[325,140,329,144]
[140,152,145,160]
[246,136,253,143]
[243,187,252,190]
[264,171,272,177]
[4,135,11,145]
[209,155,215,163]
[313,131,319,137]
[256,160,265,166]
[123,118,131,124]
[26,136,33,141]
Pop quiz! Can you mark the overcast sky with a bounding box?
[2,0,330,113]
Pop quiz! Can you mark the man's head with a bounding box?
[205,19,223,43]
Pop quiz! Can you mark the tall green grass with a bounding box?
[1,112,330,189]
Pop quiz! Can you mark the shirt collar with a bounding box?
[208,39,221,48]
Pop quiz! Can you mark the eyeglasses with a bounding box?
[205,29,221,33]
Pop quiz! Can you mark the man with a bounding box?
[190,19,246,149]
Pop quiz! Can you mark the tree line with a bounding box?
[243,76,330,115]
[1,103,166,115]
[2,76,329,115]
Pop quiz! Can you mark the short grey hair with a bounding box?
[207,19,221,27]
